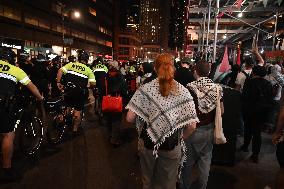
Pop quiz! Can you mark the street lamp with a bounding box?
[61,4,81,57]
[73,11,81,18]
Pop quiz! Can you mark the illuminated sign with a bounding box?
[1,43,22,50]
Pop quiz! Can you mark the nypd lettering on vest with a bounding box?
[72,64,85,71]
[0,64,10,71]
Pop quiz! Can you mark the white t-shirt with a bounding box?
[235,69,252,91]
[265,74,282,101]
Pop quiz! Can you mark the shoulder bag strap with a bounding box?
[105,78,108,95]
[188,88,199,112]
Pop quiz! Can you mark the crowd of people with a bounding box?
[0,45,283,189]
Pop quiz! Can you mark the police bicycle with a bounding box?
[45,82,86,144]
[13,94,44,156]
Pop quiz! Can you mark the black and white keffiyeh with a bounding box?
[187,77,223,113]
[126,79,199,154]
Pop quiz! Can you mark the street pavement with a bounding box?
[0,102,283,189]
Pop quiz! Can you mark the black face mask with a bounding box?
[138,70,144,77]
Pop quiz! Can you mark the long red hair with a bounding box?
[154,54,177,97]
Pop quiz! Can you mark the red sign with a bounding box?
[265,51,284,58]
[105,55,112,59]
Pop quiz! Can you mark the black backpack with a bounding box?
[242,70,252,86]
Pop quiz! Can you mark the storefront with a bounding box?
[0,37,23,54]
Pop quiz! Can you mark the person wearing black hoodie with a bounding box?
[105,60,128,147]
[175,57,195,87]
[30,54,50,98]
[240,65,274,163]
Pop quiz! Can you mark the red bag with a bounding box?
[101,79,123,113]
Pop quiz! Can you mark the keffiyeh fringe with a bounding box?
[187,77,223,114]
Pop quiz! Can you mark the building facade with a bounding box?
[114,28,142,61]
[126,2,140,32]
[0,0,113,62]
[139,0,170,61]
[168,0,186,51]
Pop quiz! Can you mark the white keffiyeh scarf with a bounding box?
[126,79,199,154]
[187,77,223,113]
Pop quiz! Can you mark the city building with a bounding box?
[114,28,142,62]
[168,0,187,55]
[126,2,140,32]
[113,0,142,62]
[139,0,170,60]
[0,0,114,62]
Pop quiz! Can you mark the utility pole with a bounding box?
[205,0,212,61]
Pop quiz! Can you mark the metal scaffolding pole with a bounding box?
[220,14,280,43]
[201,13,207,53]
[224,12,271,35]
[206,0,212,61]
[272,12,279,51]
[256,24,260,43]
[213,0,220,63]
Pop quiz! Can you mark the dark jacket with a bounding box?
[105,68,128,98]
[175,67,195,87]
[242,77,273,121]
[94,70,107,96]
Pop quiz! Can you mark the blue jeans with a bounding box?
[181,123,214,189]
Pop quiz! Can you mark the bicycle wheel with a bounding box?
[19,116,44,156]
[47,113,66,145]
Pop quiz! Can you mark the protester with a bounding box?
[136,62,154,88]
[235,57,254,92]
[265,64,284,131]
[181,60,224,189]
[126,53,198,189]
[272,106,284,189]
[105,60,128,147]
[240,65,274,163]
[221,64,240,88]
[175,57,195,87]
[31,54,50,98]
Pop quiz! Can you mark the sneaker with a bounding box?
[238,145,249,152]
[0,168,22,182]
[250,154,259,163]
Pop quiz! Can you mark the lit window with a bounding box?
[25,14,38,26]
[3,6,21,21]
[106,41,112,47]
[86,35,97,43]
[51,3,62,14]
[38,18,50,29]
[89,7,96,16]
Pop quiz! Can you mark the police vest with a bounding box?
[0,60,31,95]
[61,62,96,87]
[93,64,108,73]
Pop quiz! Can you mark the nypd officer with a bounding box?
[0,47,43,181]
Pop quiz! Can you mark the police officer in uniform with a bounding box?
[92,57,108,115]
[0,47,43,181]
[57,50,96,134]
